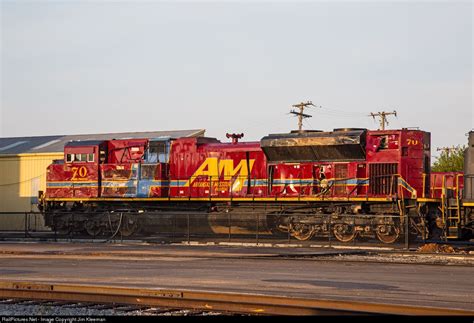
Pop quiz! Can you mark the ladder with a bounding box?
[441,174,462,239]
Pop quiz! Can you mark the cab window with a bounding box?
[73,153,88,162]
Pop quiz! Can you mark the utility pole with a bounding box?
[369,110,397,130]
[437,146,457,157]
[290,101,319,132]
[436,146,457,172]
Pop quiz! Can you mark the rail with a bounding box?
[0,281,472,316]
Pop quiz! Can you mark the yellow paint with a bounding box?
[0,153,62,212]
[252,309,265,313]
[417,198,440,203]
[406,138,419,146]
[184,158,255,192]
[45,196,395,203]
[71,166,88,180]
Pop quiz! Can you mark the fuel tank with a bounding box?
[141,209,274,235]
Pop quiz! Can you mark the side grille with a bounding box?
[369,163,398,195]
[334,164,348,195]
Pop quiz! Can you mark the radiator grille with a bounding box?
[369,163,398,195]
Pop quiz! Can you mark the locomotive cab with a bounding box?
[138,137,172,198]
[46,140,106,199]
[99,137,173,198]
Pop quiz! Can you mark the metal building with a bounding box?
[0,129,205,230]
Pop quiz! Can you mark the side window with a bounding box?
[87,154,94,162]
[73,154,87,162]
[375,135,399,151]
[147,146,158,163]
[66,154,74,163]
[147,141,168,163]
[377,136,388,151]
[100,150,106,163]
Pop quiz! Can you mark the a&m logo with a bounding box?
[184,157,255,192]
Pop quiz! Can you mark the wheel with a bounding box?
[333,223,357,243]
[53,220,72,235]
[289,223,316,241]
[84,221,103,237]
[375,218,400,244]
[119,215,141,237]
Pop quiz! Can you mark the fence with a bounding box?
[0,212,50,237]
[0,211,432,250]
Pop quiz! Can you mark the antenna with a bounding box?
[368,110,397,130]
[290,101,320,132]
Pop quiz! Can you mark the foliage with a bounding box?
[431,145,465,172]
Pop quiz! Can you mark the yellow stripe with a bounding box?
[417,198,441,202]
[48,181,98,183]
[463,202,474,207]
[48,186,99,189]
[431,186,458,190]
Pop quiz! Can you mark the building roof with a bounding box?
[0,129,205,155]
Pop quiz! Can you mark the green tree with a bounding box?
[432,145,465,172]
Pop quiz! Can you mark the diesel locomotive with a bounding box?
[40,128,474,243]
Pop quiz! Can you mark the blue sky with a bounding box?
[1,0,472,155]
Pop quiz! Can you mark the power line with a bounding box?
[317,111,366,119]
[324,106,367,117]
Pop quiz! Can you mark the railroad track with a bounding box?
[0,281,472,316]
[2,230,474,250]
[0,298,223,316]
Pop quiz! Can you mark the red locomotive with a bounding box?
[42,126,452,243]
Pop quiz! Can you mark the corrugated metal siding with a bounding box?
[0,157,21,211]
[0,129,205,155]
[0,153,62,230]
